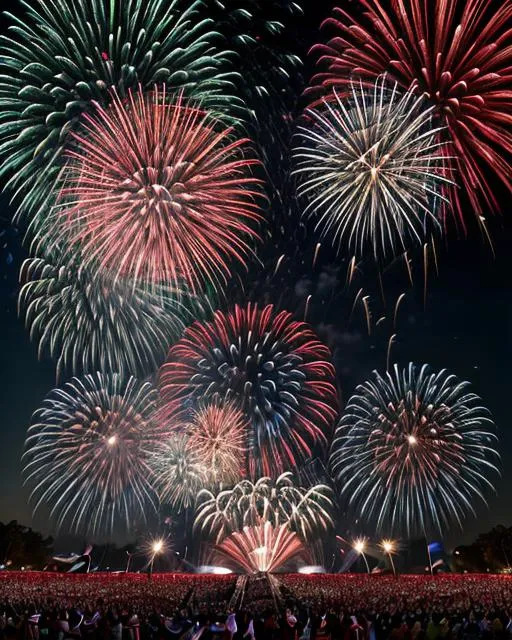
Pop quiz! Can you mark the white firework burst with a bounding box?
[149,433,209,512]
[329,363,500,537]
[22,373,160,535]
[195,472,333,542]
[294,76,454,259]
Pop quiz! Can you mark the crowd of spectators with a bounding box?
[2,572,512,640]
[0,573,234,640]
[279,574,512,640]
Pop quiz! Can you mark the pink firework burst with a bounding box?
[187,397,248,487]
[310,0,512,226]
[213,521,306,573]
[56,86,264,293]
[159,303,338,478]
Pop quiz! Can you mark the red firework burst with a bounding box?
[56,86,263,293]
[159,304,338,478]
[311,0,512,225]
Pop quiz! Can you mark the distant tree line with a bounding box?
[453,525,512,573]
[2,518,512,574]
[0,520,53,569]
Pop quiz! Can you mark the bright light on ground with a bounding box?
[298,566,325,574]
[196,566,232,574]
[212,566,232,575]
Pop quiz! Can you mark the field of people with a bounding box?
[2,572,512,640]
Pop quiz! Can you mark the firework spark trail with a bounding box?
[214,521,305,573]
[187,397,248,488]
[201,0,304,159]
[18,256,188,380]
[148,433,209,512]
[195,472,333,542]
[330,363,500,536]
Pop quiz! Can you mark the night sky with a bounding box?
[0,0,511,552]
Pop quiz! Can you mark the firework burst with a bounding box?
[22,373,159,535]
[195,472,333,542]
[159,303,338,477]
[311,0,512,224]
[187,398,247,488]
[330,363,500,536]
[294,77,453,259]
[214,521,306,573]
[148,434,209,512]
[49,87,263,294]
[0,0,243,222]
[18,255,188,380]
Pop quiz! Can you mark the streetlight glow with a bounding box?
[382,540,394,554]
[147,537,168,579]
[354,539,366,554]
[152,540,164,554]
[352,538,370,573]
[380,539,397,577]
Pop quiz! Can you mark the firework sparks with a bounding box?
[201,0,305,231]
[22,374,159,535]
[187,398,247,488]
[148,434,209,512]
[294,77,453,259]
[195,473,333,542]
[51,87,263,294]
[0,0,243,223]
[214,521,306,573]
[330,363,500,536]
[311,0,512,224]
[203,0,304,150]
[159,303,338,477]
[18,256,188,380]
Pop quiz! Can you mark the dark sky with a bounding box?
[0,0,511,552]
